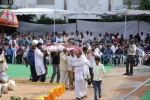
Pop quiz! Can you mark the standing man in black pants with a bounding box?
[50,52,60,83]
[123,39,136,76]
[27,45,37,81]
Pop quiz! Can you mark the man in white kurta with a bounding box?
[59,49,68,85]
[72,51,90,99]
[56,35,63,43]
[34,43,46,82]
[87,44,100,86]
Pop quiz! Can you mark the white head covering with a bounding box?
[32,40,38,46]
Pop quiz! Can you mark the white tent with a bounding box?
[11,8,78,34]
[11,8,150,38]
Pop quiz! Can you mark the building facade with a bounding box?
[0,0,140,19]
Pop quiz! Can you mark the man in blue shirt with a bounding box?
[5,44,15,63]
[101,45,113,65]
[19,36,29,45]
[113,45,123,66]
[27,45,37,81]
[51,35,56,43]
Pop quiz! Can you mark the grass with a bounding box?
[7,64,113,78]
[141,89,150,100]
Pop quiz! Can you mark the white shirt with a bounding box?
[87,49,100,68]
[89,35,94,42]
[59,52,68,71]
[72,57,90,80]
[67,55,76,71]
[93,63,105,81]
[56,37,63,43]
[63,36,68,43]
[35,48,46,76]
[128,44,136,56]
[141,35,145,43]
[78,35,81,40]
[38,38,43,44]
[84,34,89,41]
[111,45,117,54]
[97,36,103,42]
[69,34,74,39]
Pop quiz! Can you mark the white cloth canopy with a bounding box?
[11,8,78,15]
[11,8,150,39]
[11,8,150,16]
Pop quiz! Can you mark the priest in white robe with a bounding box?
[72,51,90,100]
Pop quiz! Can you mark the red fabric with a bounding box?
[113,38,119,42]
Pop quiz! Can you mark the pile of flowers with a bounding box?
[35,83,66,100]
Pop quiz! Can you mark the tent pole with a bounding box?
[54,10,56,36]
[76,14,77,33]
[124,13,127,40]
[138,14,140,33]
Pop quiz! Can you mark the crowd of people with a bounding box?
[0,31,150,100]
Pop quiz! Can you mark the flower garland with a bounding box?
[12,81,65,100]
[35,83,65,100]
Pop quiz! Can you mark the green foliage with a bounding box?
[0,6,5,9]
[17,14,37,23]
[99,15,138,22]
[124,0,132,9]
[17,14,66,24]
[10,96,30,100]
[37,14,66,24]
[23,97,28,100]
[138,0,150,10]
[99,0,150,22]
[0,5,12,9]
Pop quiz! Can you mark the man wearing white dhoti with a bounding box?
[59,49,68,85]
[34,43,46,82]
[72,51,90,100]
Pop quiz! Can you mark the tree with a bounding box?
[99,0,150,22]
[17,14,37,23]
[36,14,66,24]
[138,0,150,10]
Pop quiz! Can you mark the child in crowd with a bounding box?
[93,56,105,100]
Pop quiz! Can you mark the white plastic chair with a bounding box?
[108,55,113,65]
[120,55,126,66]
[138,57,143,67]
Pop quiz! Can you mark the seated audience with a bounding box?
[113,45,123,66]
[16,44,24,64]
[5,44,15,63]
